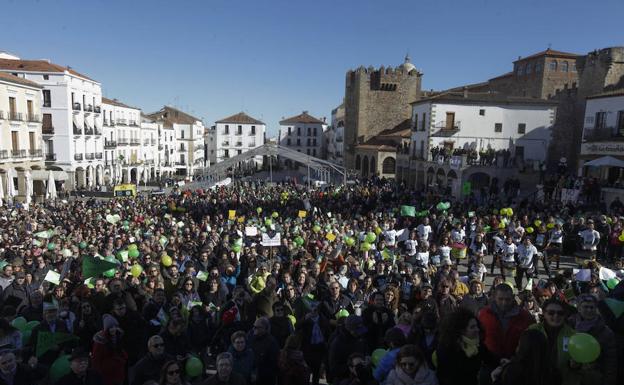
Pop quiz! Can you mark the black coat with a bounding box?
[327,326,369,384]
[56,369,105,385]
[436,344,482,385]
[0,363,46,385]
[130,353,174,385]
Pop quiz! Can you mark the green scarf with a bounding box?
[460,336,480,357]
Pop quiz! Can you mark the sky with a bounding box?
[2,0,623,136]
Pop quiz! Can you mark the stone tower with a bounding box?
[343,55,422,169]
[577,47,624,99]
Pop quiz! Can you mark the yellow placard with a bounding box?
[228,210,236,220]
[326,232,336,242]
[298,210,307,218]
[237,216,245,223]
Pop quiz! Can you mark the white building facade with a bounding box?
[408,92,556,196]
[0,56,104,189]
[213,112,265,166]
[326,103,345,164]
[0,72,45,202]
[278,111,327,158]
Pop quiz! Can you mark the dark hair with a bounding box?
[503,329,558,385]
[396,344,427,367]
[384,327,407,348]
[159,360,181,385]
[494,283,513,295]
[541,297,565,312]
[437,308,479,354]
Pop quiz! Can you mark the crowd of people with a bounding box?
[0,177,622,385]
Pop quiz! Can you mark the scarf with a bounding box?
[460,336,480,357]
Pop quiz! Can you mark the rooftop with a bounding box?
[215,112,265,125]
[412,91,558,106]
[0,58,96,82]
[280,111,325,125]
[146,106,202,127]
[586,88,624,100]
[0,71,43,89]
[102,97,140,110]
[514,48,580,62]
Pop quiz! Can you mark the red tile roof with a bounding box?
[0,58,96,82]
[146,106,201,127]
[0,72,42,88]
[514,48,579,62]
[279,111,325,125]
[215,112,264,125]
[102,97,140,110]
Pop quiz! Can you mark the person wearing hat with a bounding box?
[570,294,617,385]
[28,297,72,366]
[57,347,103,385]
[327,314,369,384]
[1,271,31,308]
[91,314,128,385]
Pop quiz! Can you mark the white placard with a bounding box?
[261,232,281,246]
[245,226,258,236]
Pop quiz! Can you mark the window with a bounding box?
[306,149,310,155]
[595,112,606,130]
[43,74,49,80]
[43,90,51,107]
[224,149,229,158]
[421,112,426,131]
[617,111,624,135]
[297,127,301,136]
[479,109,485,116]
[287,138,291,145]
[561,61,569,72]
[288,127,291,135]
[517,123,526,134]
[181,130,185,139]
[224,125,229,134]
[526,63,532,74]
[237,125,242,135]
[313,149,316,157]
[572,62,577,72]
[413,113,418,130]
[495,123,503,133]
[382,157,396,174]
[313,139,317,146]
[297,139,301,146]
[535,62,543,72]
[314,127,317,136]
[307,138,311,146]
[8,97,16,115]
[516,65,524,76]
[237,150,242,155]
[251,126,256,135]
[307,127,311,136]
[549,61,557,71]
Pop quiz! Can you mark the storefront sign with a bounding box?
[581,143,624,156]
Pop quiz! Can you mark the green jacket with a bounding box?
[529,323,575,385]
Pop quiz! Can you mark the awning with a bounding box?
[31,170,69,181]
[584,156,624,168]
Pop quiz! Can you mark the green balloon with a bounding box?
[365,232,376,243]
[265,218,272,226]
[123,220,130,226]
[272,212,279,218]
[25,320,40,331]
[11,316,27,331]
[336,309,350,319]
[49,355,71,383]
[128,249,140,258]
[312,225,321,233]
[371,348,387,367]
[128,244,138,251]
[294,236,304,246]
[47,243,56,251]
[79,241,87,249]
[103,268,116,278]
[607,278,620,290]
[360,242,372,252]
[569,333,601,364]
[185,356,203,377]
[345,237,355,247]
[232,244,241,253]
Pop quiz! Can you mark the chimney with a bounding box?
[303,110,308,114]
[463,87,468,98]
[323,117,327,123]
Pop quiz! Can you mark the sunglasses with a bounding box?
[167,369,180,375]
[152,343,164,348]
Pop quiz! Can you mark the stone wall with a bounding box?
[577,47,624,100]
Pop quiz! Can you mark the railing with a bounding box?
[179,146,186,152]
[94,106,101,114]
[42,125,54,135]
[236,142,243,147]
[104,140,117,148]
[116,118,127,125]
[0,111,4,120]
[144,140,150,146]
[130,139,140,146]
[29,149,43,157]
[222,142,230,147]
[85,153,94,160]
[158,144,164,150]
[27,113,40,122]
[151,139,156,145]
[103,119,109,126]
[110,120,115,127]
[84,127,94,135]
[433,120,461,131]
[95,152,103,159]
[9,112,23,121]
[73,102,81,111]
[12,149,27,158]
[129,120,138,127]
[94,127,101,135]
[236,131,243,135]
[0,150,8,159]
[335,136,343,142]
[85,104,93,113]
[74,153,83,161]
[118,138,129,145]
[45,153,56,161]
[583,127,624,142]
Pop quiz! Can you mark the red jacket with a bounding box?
[91,330,128,385]
[478,305,533,363]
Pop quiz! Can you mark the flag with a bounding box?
[117,250,129,263]
[196,271,209,281]
[298,210,307,218]
[36,331,78,357]
[381,249,394,261]
[228,210,236,220]
[400,205,416,217]
[82,255,118,279]
[187,300,203,310]
[43,270,61,285]
[159,236,168,247]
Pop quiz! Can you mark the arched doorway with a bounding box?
[382,157,396,174]
[362,155,369,177]
[468,172,491,192]
[355,155,361,170]
[130,168,138,183]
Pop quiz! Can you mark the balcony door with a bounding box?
[9,97,16,116]
[11,131,19,151]
[27,100,33,119]
[446,112,455,130]
[29,132,35,151]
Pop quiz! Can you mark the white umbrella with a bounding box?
[0,173,4,207]
[583,156,624,168]
[6,168,16,202]
[47,171,57,200]
[25,170,33,205]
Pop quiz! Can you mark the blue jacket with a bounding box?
[373,347,399,382]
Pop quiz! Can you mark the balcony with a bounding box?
[129,120,138,127]
[335,136,343,142]
[94,106,101,114]
[151,139,156,145]
[45,153,56,161]
[74,153,83,161]
[179,146,187,152]
[42,125,55,135]
[27,113,41,123]
[158,144,164,150]
[94,127,101,135]
[85,104,93,113]
[583,127,624,142]
[85,153,94,160]
[104,140,117,148]
[118,138,129,145]
[103,119,109,126]
[12,149,27,158]
[95,152,103,160]
[0,150,8,159]
[236,142,243,147]
[130,139,140,146]
[84,127,94,135]
[144,140,150,146]
[110,120,115,127]
[72,102,81,112]
[222,142,230,147]
[0,111,4,120]
[29,149,43,158]
[116,118,127,125]
[9,112,23,121]
[431,120,461,137]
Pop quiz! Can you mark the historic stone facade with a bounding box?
[577,47,624,100]
[343,56,422,169]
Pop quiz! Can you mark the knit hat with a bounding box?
[102,314,119,330]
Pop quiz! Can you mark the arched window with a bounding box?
[370,156,376,173]
[355,155,361,170]
[362,156,369,176]
[549,60,557,71]
[561,61,569,72]
[382,157,396,174]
